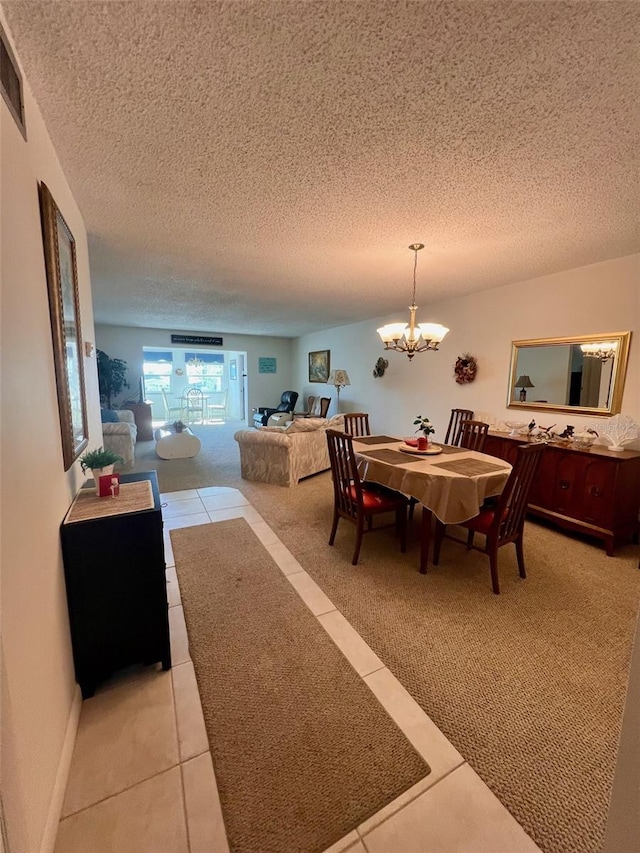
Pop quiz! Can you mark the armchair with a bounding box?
[252,390,299,427]
[101,409,137,468]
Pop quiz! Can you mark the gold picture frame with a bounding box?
[39,182,89,470]
[309,349,330,383]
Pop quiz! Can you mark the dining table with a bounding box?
[179,393,210,423]
[352,435,512,572]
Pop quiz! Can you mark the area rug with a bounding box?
[171,518,430,853]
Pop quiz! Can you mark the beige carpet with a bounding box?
[171,518,430,853]
[134,423,640,853]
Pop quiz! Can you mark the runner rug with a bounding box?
[171,519,430,853]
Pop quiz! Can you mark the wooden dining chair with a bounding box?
[326,429,408,565]
[432,443,545,594]
[457,420,490,452]
[444,408,474,445]
[344,413,371,437]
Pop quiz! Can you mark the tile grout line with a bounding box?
[60,760,184,821]
[355,761,468,845]
[169,665,193,853]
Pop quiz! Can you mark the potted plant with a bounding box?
[80,447,123,493]
[413,415,436,438]
[97,349,130,409]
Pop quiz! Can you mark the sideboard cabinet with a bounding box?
[61,471,171,698]
[484,431,640,555]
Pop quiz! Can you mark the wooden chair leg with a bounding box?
[515,535,526,578]
[489,547,500,594]
[352,516,365,565]
[466,530,474,550]
[433,520,445,566]
[408,497,418,520]
[329,511,339,546]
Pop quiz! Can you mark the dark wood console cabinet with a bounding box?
[484,431,640,555]
[61,471,171,698]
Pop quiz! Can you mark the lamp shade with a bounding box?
[328,369,351,387]
[515,375,534,389]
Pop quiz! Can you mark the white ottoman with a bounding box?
[154,427,201,459]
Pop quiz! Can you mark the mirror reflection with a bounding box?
[508,332,631,417]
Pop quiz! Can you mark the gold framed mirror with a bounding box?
[507,332,631,417]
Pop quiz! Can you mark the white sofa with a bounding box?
[234,415,344,486]
[102,410,137,468]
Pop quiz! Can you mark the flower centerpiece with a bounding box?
[413,415,435,440]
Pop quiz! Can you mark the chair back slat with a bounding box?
[444,408,474,445]
[326,429,363,519]
[344,413,371,437]
[495,443,545,542]
[457,420,489,452]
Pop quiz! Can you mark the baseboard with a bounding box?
[39,685,82,853]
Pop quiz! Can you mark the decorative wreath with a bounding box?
[454,353,478,385]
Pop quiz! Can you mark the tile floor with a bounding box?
[54,487,542,853]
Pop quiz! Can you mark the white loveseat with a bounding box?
[102,410,137,468]
[234,414,344,486]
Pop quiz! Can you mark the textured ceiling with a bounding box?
[3,1,639,337]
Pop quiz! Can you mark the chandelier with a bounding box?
[187,355,204,370]
[580,341,618,362]
[377,243,449,360]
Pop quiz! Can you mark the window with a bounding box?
[143,350,173,393]
[185,352,224,393]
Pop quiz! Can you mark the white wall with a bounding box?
[95,325,294,421]
[292,254,639,444]
[0,14,103,853]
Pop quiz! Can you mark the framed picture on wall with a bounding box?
[258,357,277,374]
[309,349,330,383]
[229,359,237,381]
[39,182,89,470]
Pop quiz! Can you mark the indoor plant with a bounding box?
[413,415,436,438]
[80,447,123,493]
[97,349,130,409]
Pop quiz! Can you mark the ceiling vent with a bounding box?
[1,24,26,138]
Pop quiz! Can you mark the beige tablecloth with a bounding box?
[354,438,512,524]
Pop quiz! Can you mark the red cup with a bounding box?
[417,436,428,451]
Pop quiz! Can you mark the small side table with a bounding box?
[154,427,201,459]
[61,471,171,698]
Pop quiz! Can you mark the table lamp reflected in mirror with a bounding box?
[515,375,534,402]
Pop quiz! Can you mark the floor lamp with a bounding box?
[327,369,351,413]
